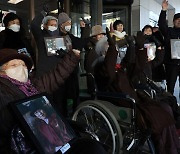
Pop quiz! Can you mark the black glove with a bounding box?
[125,35,135,45]
[81,17,90,25]
[150,35,162,48]
[56,48,67,58]
[43,4,50,15]
[134,31,146,49]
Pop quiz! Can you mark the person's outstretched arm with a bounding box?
[158,0,169,37]
[30,11,46,41]
[103,28,118,80]
[32,49,80,93]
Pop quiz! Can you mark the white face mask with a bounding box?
[48,26,57,32]
[8,24,20,32]
[65,25,71,32]
[5,65,28,82]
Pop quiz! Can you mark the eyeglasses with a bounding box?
[4,61,27,69]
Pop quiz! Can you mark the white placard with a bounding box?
[171,39,180,59]
[144,42,156,61]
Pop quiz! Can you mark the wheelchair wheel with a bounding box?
[72,100,123,154]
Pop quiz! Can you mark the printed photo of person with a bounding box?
[16,96,74,154]
[171,39,180,59]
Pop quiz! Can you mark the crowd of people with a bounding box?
[0,0,180,153]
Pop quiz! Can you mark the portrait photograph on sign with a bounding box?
[171,39,180,59]
[144,42,156,61]
[11,94,76,154]
[44,37,67,56]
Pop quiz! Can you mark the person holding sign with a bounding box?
[141,25,164,80]
[158,0,180,94]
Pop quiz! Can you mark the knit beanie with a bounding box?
[3,12,20,27]
[58,12,71,25]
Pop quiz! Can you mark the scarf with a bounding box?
[0,75,39,97]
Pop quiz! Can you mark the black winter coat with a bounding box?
[158,10,180,65]
[31,13,61,77]
[0,51,79,154]
[143,35,165,79]
[0,28,35,63]
[84,37,99,73]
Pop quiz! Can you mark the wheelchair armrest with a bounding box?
[96,91,136,109]
[96,91,135,103]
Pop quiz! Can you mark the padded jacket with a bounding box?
[0,51,79,154]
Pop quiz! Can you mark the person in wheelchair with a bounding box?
[84,25,106,74]
[134,28,180,131]
[92,28,180,154]
[0,48,107,154]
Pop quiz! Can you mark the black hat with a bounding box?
[0,48,33,70]
[173,13,180,21]
[3,12,20,27]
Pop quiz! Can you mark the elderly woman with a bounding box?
[0,48,106,154]
[0,48,79,152]
[93,28,180,154]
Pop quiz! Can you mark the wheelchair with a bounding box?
[71,73,156,154]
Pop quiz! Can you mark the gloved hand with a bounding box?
[41,4,50,16]
[43,4,50,13]
[150,35,162,48]
[125,35,135,45]
[134,31,146,49]
[56,48,67,58]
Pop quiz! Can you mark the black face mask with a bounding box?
[144,34,152,39]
